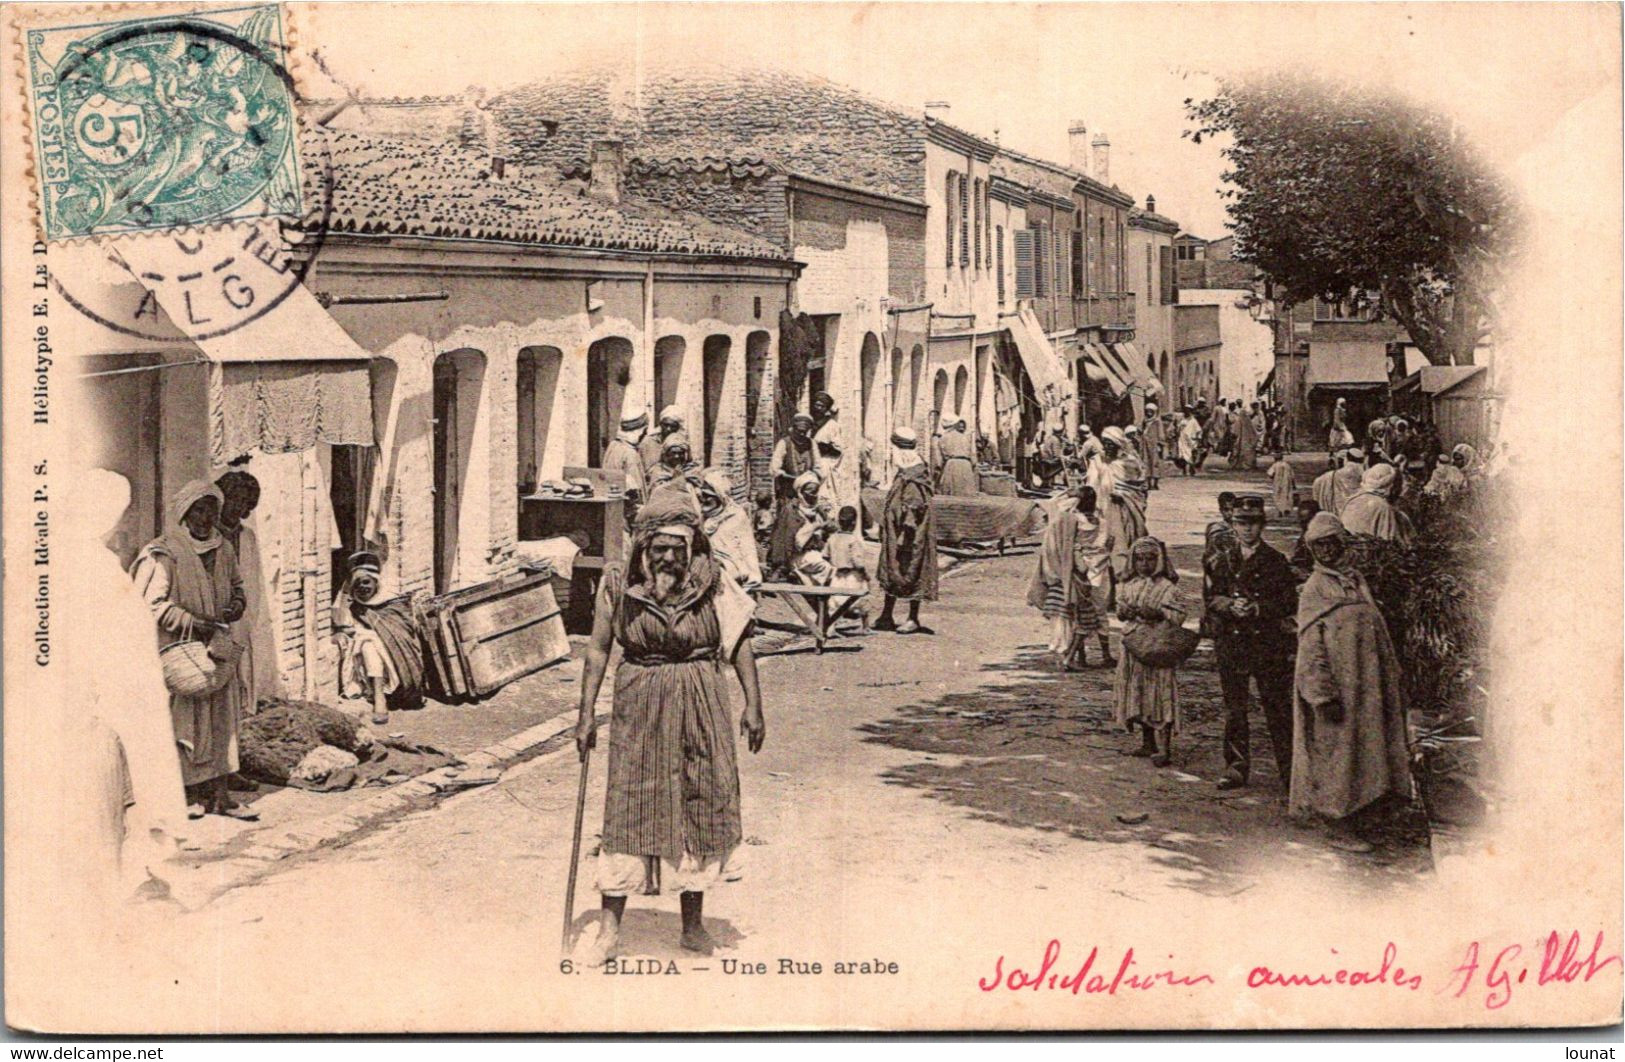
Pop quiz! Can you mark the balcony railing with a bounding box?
[1076,291,1135,331]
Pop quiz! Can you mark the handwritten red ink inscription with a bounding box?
[1441,931,1622,1010]
[977,940,1215,994]
[977,932,1619,1009]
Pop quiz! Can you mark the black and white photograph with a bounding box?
[1,0,1619,1038]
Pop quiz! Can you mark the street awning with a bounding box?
[1006,307,1075,413]
[1084,343,1130,395]
[115,235,376,462]
[1109,341,1164,397]
[1307,340,1390,389]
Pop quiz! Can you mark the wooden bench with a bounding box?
[754,582,866,654]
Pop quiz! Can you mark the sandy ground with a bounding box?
[39,463,1446,1034]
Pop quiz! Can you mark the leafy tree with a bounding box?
[1186,73,1519,366]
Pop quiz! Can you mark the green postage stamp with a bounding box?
[22,4,303,240]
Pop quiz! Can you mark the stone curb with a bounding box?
[190,546,999,903]
[195,711,581,901]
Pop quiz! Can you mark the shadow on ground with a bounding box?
[858,543,1431,897]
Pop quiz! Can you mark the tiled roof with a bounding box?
[301,127,793,260]
[1129,207,1181,232]
[486,67,927,201]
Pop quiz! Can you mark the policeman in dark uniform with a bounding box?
[1203,493,1299,791]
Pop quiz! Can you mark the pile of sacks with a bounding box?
[240,698,456,792]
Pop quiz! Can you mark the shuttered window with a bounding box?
[984,184,993,269]
[997,225,1006,304]
[1053,225,1066,298]
[1071,230,1084,295]
[973,179,983,269]
[1159,244,1175,304]
[1014,228,1035,298]
[945,173,957,266]
[959,173,970,267]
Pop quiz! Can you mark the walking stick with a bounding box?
[561,745,591,956]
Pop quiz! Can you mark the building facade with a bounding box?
[1127,198,1181,403]
[80,126,799,703]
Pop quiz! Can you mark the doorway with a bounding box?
[744,330,771,498]
[517,346,563,494]
[859,332,881,443]
[586,336,634,468]
[702,335,731,465]
[433,349,486,594]
[654,335,685,419]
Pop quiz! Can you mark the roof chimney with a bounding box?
[1146,194,1156,214]
[925,100,951,121]
[1091,131,1111,185]
[1068,121,1090,175]
[588,139,623,205]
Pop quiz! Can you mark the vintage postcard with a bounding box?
[2,0,1619,1036]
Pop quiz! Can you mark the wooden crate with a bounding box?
[422,570,571,700]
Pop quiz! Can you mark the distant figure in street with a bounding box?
[1114,536,1186,766]
[1423,444,1472,499]
[1037,422,1070,489]
[811,392,845,509]
[1027,484,1113,670]
[766,470,830,578]
[1099,427,1149,597]
[1288,498,1323,584]
[602,412,649,521]
[332,552,399,726]
[1204,495,1298,792]
[1177,408,1203,475]
[1203,491,1241,595]
[1328,397,1355,454]
[770,412,817,502]
[131,480,253,820]
[215,468,273,708]
[1231,400,1258,470]
[573,491,763,964]
[697,469,762,592]
[639,406,686,473]
[1290,513,1413,852]
[1267,450,1296,516]
[936,416,979,496]
[1139,401,1164,489]
[1327,447,1366,516]
[874,427,938,634]
[1310,452,1341,515]
[646,433,704,513]
[826,506,871,631]
[1340,463,1409,544]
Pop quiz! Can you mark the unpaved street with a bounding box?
[150,466,1429,1032]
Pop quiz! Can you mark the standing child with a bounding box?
[1267,450,1297,517]
[1114,537,1187,766]
[826,505,871,631]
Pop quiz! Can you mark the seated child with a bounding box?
[826,505,871,630]
[793,520,835,586]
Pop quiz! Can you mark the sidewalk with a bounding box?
[170,538,965,901]
[168,651,592,900]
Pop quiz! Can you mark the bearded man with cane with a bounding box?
[568,490,764,965]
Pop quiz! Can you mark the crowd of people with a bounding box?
[68,380,1491,955]
[1027,402,1494,854]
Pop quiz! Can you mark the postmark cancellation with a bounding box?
[20,3,302,241]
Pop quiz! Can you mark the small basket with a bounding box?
[1122,622,1202,669]
[159,639,233,697]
